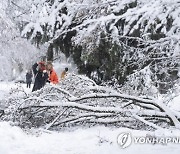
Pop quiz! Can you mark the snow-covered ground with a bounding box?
[1,82,180,154]
[1,121,180,154]
[0,82,32,98]
[169,95,180,112]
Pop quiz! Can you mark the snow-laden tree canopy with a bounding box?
[21,0,180,40]
[0,0,45,81]
[11,0,180,94]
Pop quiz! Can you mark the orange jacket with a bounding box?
[49,69,59,84]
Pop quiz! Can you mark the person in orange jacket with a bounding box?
[46,61,59,84]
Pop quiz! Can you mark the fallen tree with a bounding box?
[1,74,180,131]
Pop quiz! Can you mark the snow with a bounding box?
[53,53,78,78]
[0,82,21,98]
[0,2,44,81]
[1,121,180,154]
[1,82,180,153]
[1,1,180,153]
[169,95,180,112]
[23,0,180,45]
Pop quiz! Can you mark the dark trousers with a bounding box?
[27,82,31,88]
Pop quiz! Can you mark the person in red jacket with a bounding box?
[46,61,59,84]
[32,61,49,92]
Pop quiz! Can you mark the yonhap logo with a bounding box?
[117,132,180,148]
[117,132,132,149]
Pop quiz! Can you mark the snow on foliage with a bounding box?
[1,74,180,131]
[18,0,180,95]
[0,0,46,81]
[21,0,180,48]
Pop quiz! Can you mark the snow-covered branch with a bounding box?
[1,74,179,131]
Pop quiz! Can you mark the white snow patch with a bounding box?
[0,122,180,154]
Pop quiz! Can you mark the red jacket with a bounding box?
[49,69,59,84]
